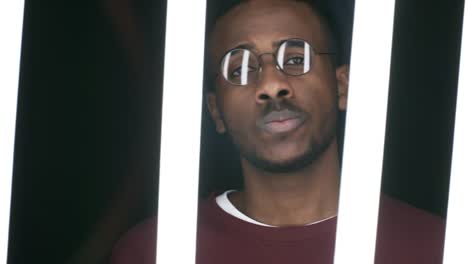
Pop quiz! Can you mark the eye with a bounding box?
[230,67,242,78]
[230,66,257,78]
[285,56,304,65]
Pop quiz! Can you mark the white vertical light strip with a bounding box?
[0,1,25,263]
[156,1,206,264]
[442,2,467,263]
[334,1,395,264]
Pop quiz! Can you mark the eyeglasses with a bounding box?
[219,38,335,86]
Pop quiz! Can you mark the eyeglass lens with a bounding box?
[220,39,313,85]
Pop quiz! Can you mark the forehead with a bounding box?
[211,1,328,58]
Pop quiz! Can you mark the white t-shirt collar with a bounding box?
[215,190,336,227]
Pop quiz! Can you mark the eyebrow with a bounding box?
[230,38,301,51]
[231,43,255,50]
[272,39,287,47]
[279,39,307,47]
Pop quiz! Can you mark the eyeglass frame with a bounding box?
[217,38,336,86]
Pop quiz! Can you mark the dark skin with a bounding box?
[208,0,349,226]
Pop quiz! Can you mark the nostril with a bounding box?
[277,89,290,97]
[258,94,270,100]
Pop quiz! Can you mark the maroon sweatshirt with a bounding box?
[110,195,445,264]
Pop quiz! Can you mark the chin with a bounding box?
[244,150,318,173]
[241,136,336,173]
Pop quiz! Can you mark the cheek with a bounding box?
[219,90,256,130]
[291,78,338,134]
[292,76,337,108]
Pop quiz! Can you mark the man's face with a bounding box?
[208,0,348,173]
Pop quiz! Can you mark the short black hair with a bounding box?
[203,0,354,92]
[206,0,353,64]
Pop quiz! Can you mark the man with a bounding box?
[110,1,445,263]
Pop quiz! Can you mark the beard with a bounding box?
[223,100,338,174]
[240,131,335,173]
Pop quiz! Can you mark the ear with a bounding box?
[207,92,226,134]
[336,64,350,111]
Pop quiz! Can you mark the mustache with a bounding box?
[260,99,306,120]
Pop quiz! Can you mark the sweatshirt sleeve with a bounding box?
[109,216,157,264]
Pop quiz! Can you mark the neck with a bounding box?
[230,138,340,227]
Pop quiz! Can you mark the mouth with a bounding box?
[258,109,305,134]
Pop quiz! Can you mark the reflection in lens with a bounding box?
[221,49,259,85]
[277,39,312,76]
[222,52,231,81]
[277,43,286,70]
[240,50,250,85]
[304,43,310,73]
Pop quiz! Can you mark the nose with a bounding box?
[255,58,294,104]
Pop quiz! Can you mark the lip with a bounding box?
[257,109,305,134]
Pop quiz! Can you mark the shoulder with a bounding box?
[109,216,157,264]
[379,195,445,232]
[108,197,217,264]
[376,195,445,263]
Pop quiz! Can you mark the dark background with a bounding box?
[8,0,464,263]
